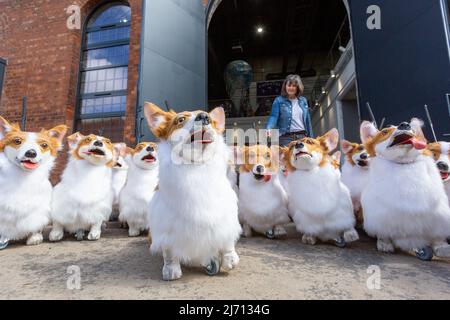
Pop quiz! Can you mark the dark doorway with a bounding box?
[208,0,350,122]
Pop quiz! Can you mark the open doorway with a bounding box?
[207,0,351,130]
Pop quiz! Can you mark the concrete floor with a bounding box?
[0,224,449,300]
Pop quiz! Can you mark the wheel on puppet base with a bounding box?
[415,246,434,261]
[204,257,221,276]
[334,236,347,248]
[75,229,85,241]
[0,236,9,250]
[265,229,275,240]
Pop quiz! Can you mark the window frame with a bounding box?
[74,1,131,129]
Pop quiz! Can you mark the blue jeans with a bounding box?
[279,132,307,147]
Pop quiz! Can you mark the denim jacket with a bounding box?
[265,96,314,137]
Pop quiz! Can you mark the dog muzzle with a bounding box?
[389,132,426,150]
[20,159,39,170]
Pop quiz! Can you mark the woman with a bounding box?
[266,74,313,146]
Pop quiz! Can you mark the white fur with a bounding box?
[50,155,113,240]
[341,162,370,212]
[362,155,450,251]
[227,165,239,195]
[238,171,290,235]
[278,171,289,196]
[287,163,357,242]
[119,155,158,237]
[148,138,241,267]
[112,157,128,206]
[445,183,450,205]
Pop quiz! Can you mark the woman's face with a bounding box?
[286,82,298,97]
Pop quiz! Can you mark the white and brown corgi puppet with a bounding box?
[426,141,450,245]
[111,143,129,211]
[144,103,241,281]
[49,133,114,242]
[118,142,158,237]
[427,141,450,201]
[360,119,450,260]
[283,128,359,247]
[340,140,370,225]
[0,116,67,249]
[238,145,290,239]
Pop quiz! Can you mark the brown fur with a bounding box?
[283,130,338,171]
[355,208,364,226]
[69,133,114,167]
[239,145,279,173]
[134,142,158,154]
[39,125,68,156]
[0,130,27,152]
[125,146,135,155]
[427,142,442,161]
[364,126,429,157]
[112,143,128,165]
[364,127,396,157]
[283,142,299,172]
[0,116,67,156]
[341,140,366,166]
[331,151,341,169]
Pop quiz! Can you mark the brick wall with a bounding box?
[0,0,142,183]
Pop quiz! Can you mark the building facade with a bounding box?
[0,0,143,145]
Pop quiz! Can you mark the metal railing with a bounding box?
[309,14,351,111]
[324,15,351,72]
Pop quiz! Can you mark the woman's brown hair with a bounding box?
[281,74,304,97]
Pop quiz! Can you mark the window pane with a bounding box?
[83,45,129,69]
[80,96,127,115]
[80,67,128,94]
[86,26,130,45]
[88,4,131,28]
[76,4,131,142]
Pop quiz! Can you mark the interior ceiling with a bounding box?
[208,0,349,99]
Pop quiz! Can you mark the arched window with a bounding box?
[76,2,131,142]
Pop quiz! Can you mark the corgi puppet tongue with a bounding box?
[392,134,427,150]
[22,160,39,170]
[401,138,427,150]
